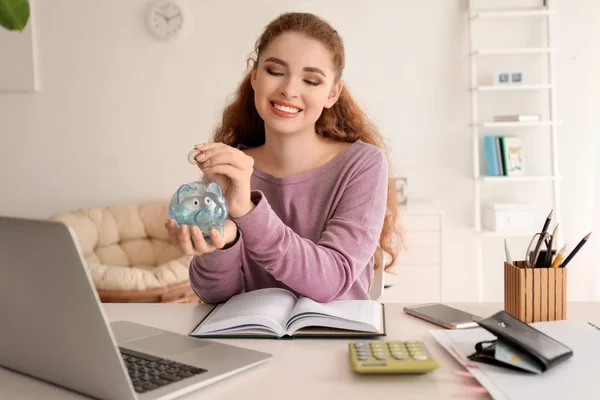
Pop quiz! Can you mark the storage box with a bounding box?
[482,203,534,233]
[504,261,567,323]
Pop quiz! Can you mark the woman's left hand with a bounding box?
[194,142,255,218]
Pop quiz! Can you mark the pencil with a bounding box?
[551,243,568,268]
[541,209,553,234]
[560,232,591,268]
[532,209,553,266]
[544,223,559,268]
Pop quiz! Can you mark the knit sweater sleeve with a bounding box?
[188,233,244,304]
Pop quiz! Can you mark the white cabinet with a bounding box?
[379,202,443,303]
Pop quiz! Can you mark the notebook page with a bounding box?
[286,297,381,332]
[194,288,298,334]
[431,320,600,400]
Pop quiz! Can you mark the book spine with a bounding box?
[484,136,499,176]
[496,136,506,175]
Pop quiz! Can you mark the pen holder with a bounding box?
[504,261,567,323]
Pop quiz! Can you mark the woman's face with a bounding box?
[251,32,342,137]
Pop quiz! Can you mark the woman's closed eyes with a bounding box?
[265,68,321,86]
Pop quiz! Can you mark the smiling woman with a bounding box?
[166,12,402,304]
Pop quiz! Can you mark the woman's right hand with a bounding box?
[165,219,238,256]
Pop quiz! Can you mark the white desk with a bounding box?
[2,302,599,400]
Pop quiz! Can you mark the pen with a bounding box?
[560,232,591,268]
[550,243,568,268]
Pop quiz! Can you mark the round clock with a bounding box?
[147,0,185,40]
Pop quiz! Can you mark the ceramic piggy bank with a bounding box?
[169,181,228,239]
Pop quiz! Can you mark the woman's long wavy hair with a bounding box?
[212,12,402,271]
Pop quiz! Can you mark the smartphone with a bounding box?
[403,303,482,329]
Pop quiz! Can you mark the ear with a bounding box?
[324,80,343,109]
[176,183,195,203]
[206,182,223,196]
[250,66,257,91]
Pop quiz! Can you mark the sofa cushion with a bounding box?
[50,200,192,292]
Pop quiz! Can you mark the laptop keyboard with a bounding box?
[120,347,207,394]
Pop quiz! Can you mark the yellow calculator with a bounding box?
[348,340,441,374]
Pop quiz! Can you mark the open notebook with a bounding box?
[431,320,600,400]
[189,288,386,339]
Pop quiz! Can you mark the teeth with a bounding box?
[272,103,300,114]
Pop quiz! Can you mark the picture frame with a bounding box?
[493,70,526,86]
[394,177,408,205]
[0,15,38,92]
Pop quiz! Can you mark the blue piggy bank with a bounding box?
[169,181,228,240]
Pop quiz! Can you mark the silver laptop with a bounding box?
[0,216,272,400]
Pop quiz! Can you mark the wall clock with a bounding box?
[147,1,185,40]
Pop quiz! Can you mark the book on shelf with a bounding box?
[493,114,541,122]
[483,135,524,177]
[189,288,386,339]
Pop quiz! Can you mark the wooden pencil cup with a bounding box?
[504,261,567,323]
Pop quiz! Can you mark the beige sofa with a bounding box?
[50,201,198,303]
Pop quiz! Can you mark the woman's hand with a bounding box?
[194,143,255,218]
[166,219,238,256]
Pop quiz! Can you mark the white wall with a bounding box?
[595,125,600,300]
[1,0,598,302]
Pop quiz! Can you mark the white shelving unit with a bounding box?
[467,1,562,301]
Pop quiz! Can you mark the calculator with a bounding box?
[348,340,441,374]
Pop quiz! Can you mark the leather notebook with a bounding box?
[467,311,573,374]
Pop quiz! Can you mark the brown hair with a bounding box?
[212,12,402,271]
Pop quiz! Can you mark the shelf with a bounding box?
[479,230,532,237]
[473,84,553,91]
[472,48,555,56]
[474,120,562,128]
[477,175,559,183]
[469,8,555,20]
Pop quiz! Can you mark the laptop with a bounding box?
[0,216,272,400]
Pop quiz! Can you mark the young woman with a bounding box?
[166,12,400,304]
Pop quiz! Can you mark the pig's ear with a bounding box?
[176,183,195,203]
[206,182,223,196]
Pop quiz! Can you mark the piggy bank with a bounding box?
[169,181,228,240]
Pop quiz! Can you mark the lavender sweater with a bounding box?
[189,140,388,304]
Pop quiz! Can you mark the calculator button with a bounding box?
[392,354,409,360]
[354,342,367,349]
[357,355,370,361]
[413,355,428,361]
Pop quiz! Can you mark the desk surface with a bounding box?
[2,302,599,400]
